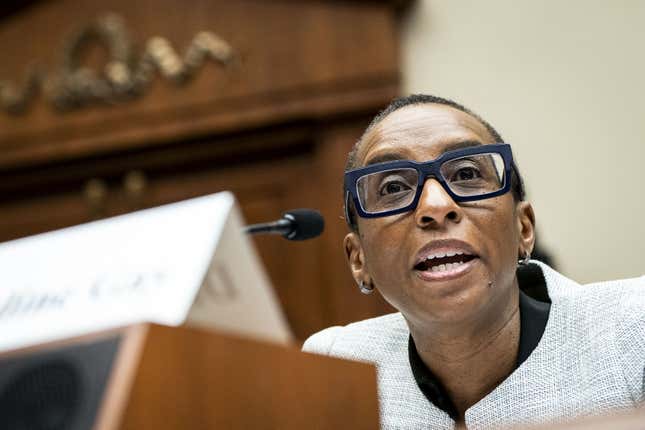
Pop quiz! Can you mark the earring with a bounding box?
[518,251,531,266]
[358,281,374,295]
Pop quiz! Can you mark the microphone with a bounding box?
[244,209,325,241]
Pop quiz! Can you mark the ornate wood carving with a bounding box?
[0,13,234,114]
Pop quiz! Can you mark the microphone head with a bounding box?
[282,209,325,241]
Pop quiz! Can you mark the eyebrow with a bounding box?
[363,140,483,166]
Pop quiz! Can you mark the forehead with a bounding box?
[356,103,497,165]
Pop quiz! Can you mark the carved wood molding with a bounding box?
[0,13,235,115]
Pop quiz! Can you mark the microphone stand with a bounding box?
[243,218,293,236]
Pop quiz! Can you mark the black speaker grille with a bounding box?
[0,359,81,430]
[0,335,120,430]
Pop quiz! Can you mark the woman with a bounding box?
[303,94,644,429]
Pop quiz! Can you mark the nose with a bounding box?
[414,178,462,229]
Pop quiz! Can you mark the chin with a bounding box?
[407,279,493,325]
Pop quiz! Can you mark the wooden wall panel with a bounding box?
[0,0,405,340]
[0,0,399,168]
[0,132,330,339]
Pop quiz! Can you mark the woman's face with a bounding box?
[345,103,535,328]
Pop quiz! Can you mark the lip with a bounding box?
[412,239,480,282]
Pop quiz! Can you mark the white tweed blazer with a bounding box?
[302,262,645,429]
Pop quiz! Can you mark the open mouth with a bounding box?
[413,252,478,273]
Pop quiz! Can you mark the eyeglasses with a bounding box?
[344,143,516,220]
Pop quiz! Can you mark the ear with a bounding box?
[516,201,536,258]
[344,232,370,286]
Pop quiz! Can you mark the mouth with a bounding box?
[413,240,480,281]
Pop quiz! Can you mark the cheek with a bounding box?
[467,200,519,272]
[360,223,410,284]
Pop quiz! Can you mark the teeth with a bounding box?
[429,261,465,272]
[431,264,446,272]
[425,250,464,261]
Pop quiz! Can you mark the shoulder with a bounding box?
[561,271,644,323]
[536,261,644,314]
[541,261,645,329]
[606,275,645,401]
[302,312,409,362]
[538,261,645,400]
[573,274,645,357]
[301,326,343,355]
[583,274,645,317]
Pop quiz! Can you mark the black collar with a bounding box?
[408,264,551,420]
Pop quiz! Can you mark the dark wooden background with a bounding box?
[0,0,406,340]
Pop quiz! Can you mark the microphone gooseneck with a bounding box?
[244,209,325,241]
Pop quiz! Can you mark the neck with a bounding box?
[408,287,521,421]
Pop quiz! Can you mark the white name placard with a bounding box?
[0,192,293,351]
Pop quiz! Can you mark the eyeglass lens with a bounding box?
[356,153,506,214]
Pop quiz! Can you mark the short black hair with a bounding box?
[344,93,526,231]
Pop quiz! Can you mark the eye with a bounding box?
[453,166,481,181]
[379,180,412,196]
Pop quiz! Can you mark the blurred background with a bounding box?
[403,0,645,286]
[0,0,642,342]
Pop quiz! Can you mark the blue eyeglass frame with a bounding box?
[344,143,516,220]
